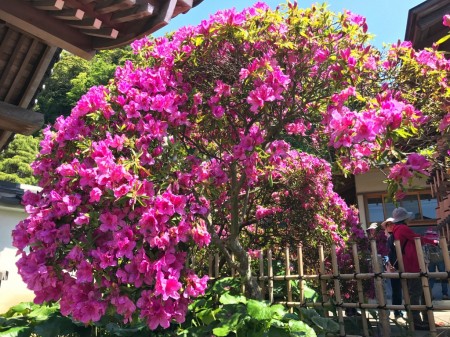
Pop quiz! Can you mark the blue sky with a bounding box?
[155,0,425,49]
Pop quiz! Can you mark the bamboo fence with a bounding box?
[207,227,450,337]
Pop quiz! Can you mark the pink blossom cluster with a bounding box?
[13,2,450,329]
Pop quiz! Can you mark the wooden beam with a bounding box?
[417,4,450,30]
[68,17,102,29]
[81,27,118,39]
[0,101,44,135]
[49,8,85,20]
[92,0,178,49]
[20,45,59,108]
[4,40,41,103]
[31,0,65,11]
[0,0,94,60]
[174,0,193,16]
[110,3,155,24]
[0,130,13,150]
[0,35,29,94]
[95,0,136,15]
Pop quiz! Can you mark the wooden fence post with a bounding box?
[285,246,293,311]
[268,249,274,303]
[394,239,414,333]
[352,243,370,337]
[297,245,305,306]
[370,239,390,336]
[318,245,329,317]
[259,250,265,298]
[331,244,345,337]
[415,237,436,337]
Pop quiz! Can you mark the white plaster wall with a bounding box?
[0,206,34,314]
[355,168,428,194]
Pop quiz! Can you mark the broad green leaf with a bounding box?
[212,325,232,336]
[247,300,272,320]
[311,316,339,332]
[288,320,317,337]
[27,305,59,321]
[219,292,247,305]
[270,304,287,318]
[2,303,33,318]
[34,315,80,337]
[197,308,218,325]
[0,326,31,337]
[299,308,319,319]
[268,326,291,337]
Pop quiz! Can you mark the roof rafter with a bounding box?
[0,0,94,59]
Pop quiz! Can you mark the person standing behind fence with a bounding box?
[381,217,404,320]
[423,227,449,300]
[385,207,437,331]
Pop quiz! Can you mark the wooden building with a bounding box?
[0,0,203,151]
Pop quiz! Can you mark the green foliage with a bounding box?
[0,302,89,337]
[35,48,131,125]
[0,134,40,184]
[181,277,339,337]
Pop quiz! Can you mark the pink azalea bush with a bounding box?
[13,2,449,329]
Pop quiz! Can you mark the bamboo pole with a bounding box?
[268,249,274,303]
[440,236,450,290]
[257,271,447,281]
[415,237,436,337]
[352,243,370,337]
[318,245,329,317]
[297,245,305,306]
[394,239,414,333]
[331,244,345,337]
[259,250,265,298]
[285,246,293,311]
[370,239,389,336]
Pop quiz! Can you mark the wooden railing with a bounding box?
[207,237,450,337]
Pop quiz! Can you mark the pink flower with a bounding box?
[443,14,450,27]
[154,271,182,301]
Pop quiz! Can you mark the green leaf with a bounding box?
[2,303,33,318]
[27,305,59,321]
[34,315,80,337]
[219,292,247,305]
[212,325,232,336]
[247,300,272,320]
[197,308,217,325]
[437,34,450,45]
[288,320,317,337]
[270,304,287,318]
[311,316,339,332]
[0,326,32,337]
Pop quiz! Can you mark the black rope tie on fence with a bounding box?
[353,272,359,280]
[297,275,303,281]
[447,271,450,279]
[397,271,403,279]
[420,271,429,278]
[426,305,434,311]
[332,273,341,280]
[358,302,363,309]
[318,272,322,281]
[377,304,387,310]
[374,272,382,278]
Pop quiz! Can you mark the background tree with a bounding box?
[12,2,449,331]
[35,49,131,125]
[0,135,40,184]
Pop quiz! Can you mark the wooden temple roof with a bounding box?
[0,0,202,150]
[405,0,450,51]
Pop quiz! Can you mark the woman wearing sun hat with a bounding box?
[384,207,437,330]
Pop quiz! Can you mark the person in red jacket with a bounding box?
[385,207,437,331]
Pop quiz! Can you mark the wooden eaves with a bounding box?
[0,0,203,151]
